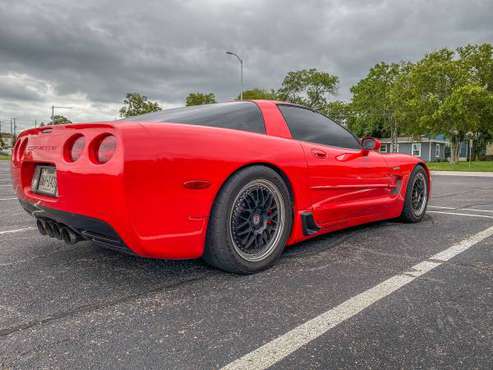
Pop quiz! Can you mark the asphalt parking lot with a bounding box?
[1,160,492,369]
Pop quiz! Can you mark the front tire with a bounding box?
[400,165,429,223]
[204,166,293,274]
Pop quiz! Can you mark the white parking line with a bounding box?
[429,205,493,214]
[222,225,493,370]
[0,197,16,201]
[428,210,493,219]
[463,208,493,214]
[0,227,35,235]
[431,171,493,177]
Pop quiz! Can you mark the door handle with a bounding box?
[311,149,327,159]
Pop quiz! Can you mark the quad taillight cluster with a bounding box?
[64,134,117,164]
[13,137,28,162]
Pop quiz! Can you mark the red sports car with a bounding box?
[11,100,430,273]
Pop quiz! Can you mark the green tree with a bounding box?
[457,43,493,159]
[349,62,408,145]
[325,100,351,126]
[458,43,493,92]
[276,68,339,111]
[49,115,72,125]
[397,49,469,162]
[185,92,216,106]
[119,93,162,118]
[238,88,277,100]
[435,84,493,160]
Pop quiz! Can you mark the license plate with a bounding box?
[32,166,58,196]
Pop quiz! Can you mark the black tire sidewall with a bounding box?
[204,166,293,274]
[401,165,429,223]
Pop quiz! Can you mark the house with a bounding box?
[487,142,493,160]
[379,136,448,162]
[0,132,15,149]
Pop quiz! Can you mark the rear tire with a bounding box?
[204,166,293,274]
[400,165,429,223]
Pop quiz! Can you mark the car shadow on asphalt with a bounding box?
[88,215,432,275]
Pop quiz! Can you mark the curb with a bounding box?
[431,171,493,178]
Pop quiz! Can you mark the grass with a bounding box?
[0,153,11,160]
[427,160,493,172]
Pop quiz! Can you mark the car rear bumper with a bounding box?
[19,199,136,255]
[18,196,207,259]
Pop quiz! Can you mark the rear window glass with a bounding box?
[123,102,265,134]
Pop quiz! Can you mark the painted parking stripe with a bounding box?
[0,197,16,201]
[0,227,35,235]
[222,225,493,370]
[430,205,493,214]
[428,210,493,219]
[463,208,493,214]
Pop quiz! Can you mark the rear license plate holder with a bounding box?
[32,165,58,197]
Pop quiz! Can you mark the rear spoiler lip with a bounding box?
[18,121,118,137]
[64,123,115,129]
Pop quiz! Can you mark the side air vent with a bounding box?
[301,212,321,236]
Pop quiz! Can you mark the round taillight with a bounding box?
[66,135,85,162]
[12,139,21,160]
[17,138,28,161]
[95,135,117,164]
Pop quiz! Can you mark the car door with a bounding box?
[277,104,394,228]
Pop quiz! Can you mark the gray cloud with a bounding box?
[0,0,492,130]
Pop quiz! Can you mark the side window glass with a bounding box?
[277,105,360,149]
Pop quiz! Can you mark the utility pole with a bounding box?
[51,105,72,124]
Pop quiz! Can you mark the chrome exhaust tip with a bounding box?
[52,222,62,240]
[36,219,47,235]
[61,227,79,245]
[45,221,55,237]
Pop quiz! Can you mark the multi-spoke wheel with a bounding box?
[401,165,429,222]
[229,179,285,262]
[204,166,292,274]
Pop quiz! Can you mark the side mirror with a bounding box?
[361,137,381,153]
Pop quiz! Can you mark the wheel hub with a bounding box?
[252,213,262,227]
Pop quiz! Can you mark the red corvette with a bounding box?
[11,100,430,273]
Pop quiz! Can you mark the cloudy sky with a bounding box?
[1,0,492,131]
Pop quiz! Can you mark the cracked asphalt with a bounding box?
[0,160,492,369]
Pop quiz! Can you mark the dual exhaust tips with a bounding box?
[36,218,81,245]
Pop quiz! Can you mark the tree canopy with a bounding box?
[238,88,277,100]
[346,43,493,161]
[49,115,72,125]
[185,92,216,106]
[276,68,339,111]
[349,62,409,138]
[325,100,351,126]
[119,93,162,118]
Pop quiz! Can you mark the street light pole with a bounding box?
[226,51,244,100]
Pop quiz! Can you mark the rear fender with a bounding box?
[121,123,311,256]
